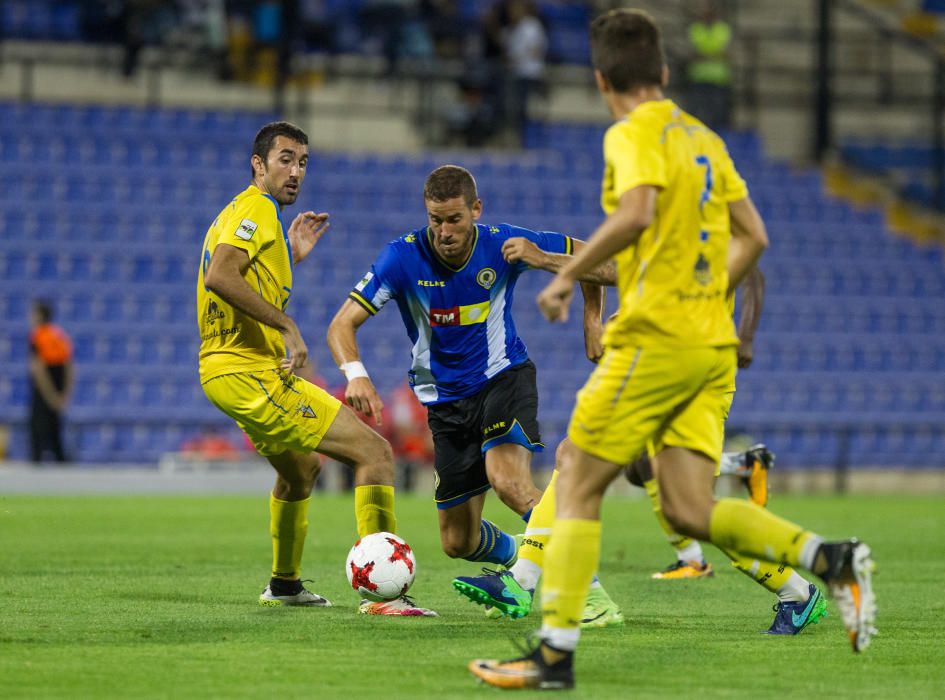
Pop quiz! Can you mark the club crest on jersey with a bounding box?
[693,253,712,286]
[235,218,258,240]
[476,268,497,290]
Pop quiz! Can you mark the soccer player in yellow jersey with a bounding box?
[469,10,876,689]
[499,239,827,635]
[197,121,435,616]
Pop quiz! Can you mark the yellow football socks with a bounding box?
[270,493,310,580]
[354,484,396,537]
[518,470,557,568]
[644,478,697,552]
[709,498,816,567]
[725,549,795,594]
[541,518,601,633]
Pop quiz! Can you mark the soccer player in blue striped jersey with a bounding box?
[328,165,620,620]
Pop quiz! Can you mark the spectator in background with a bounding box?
[421,0,465,60]
[359,0,418,76]
[117,1,180,77]
[28,300,73,463]
[504,0,547,144]
[685,0,733,131]
[444,69,501,147]
[298,0,340,57]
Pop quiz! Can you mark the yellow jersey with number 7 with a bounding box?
[600,99,746,349]
[197,185,293,383]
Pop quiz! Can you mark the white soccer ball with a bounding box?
[345,532,416,602]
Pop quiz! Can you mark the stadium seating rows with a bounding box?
[2,101,945,467]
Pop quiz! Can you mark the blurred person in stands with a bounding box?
[359,0,418,76]
[504,0,548,143]
[29,300,73,463]
[685,0,733,130]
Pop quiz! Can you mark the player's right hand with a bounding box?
[279,320,309,373]
[537,274,574,322]
[288,211,330,264]
[346,377,385,426]
[502,237,545,268]
[737,338,754,368]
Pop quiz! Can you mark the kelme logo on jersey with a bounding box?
[693,253,712,286]
[235,218,258,240]
[476,267,497,290]
[429,300,490,326]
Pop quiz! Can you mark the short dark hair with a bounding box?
[423,165,478,206]
[33,300,53,323]
[590,9,665,93]
[251,121,309,177]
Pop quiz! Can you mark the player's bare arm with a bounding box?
[538,185,657,322]
[286,211,330,263]
[203,242,308,372]
[727,196,769,290]
[326,300,385,425]
[501,237,617,286]
[736,266,765,369]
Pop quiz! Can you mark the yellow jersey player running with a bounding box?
[493,237,827,636]
[469,9,875,690]
[197,121,434,616]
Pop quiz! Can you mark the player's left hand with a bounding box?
[737,338,754,368]
[537,275,574,322]
[288,211,330,264]
[502,237,545,268]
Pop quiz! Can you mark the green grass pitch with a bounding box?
[1,491,942,698]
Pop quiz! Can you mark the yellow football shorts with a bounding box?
[568,345,737,466]
[202,369,342,457]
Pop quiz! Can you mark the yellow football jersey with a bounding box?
[600,99,747,349]
[197,185,293,383]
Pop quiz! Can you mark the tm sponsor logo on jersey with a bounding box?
[417,279,445,287]
[429,300,490,327]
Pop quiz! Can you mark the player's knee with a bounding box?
[491,472,536,512]
[274,471,316,500]
[367,433,395,469]
[662,501,709,540]
[353,433,396,483]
